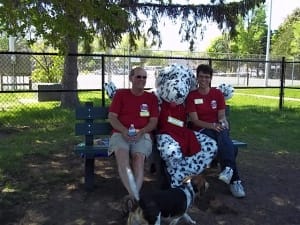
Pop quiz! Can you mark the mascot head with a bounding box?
[155,64,197,105]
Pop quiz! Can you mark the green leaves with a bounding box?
[0,0,266,108]
[272,8,300,58]
[208,4,267,56]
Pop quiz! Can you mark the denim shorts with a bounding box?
[108,133,153,158]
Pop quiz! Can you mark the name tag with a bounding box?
[140,111,150,117]
[167,116,184,127]
[194,98,203,104]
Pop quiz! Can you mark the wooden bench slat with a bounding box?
[232,139,247,148]
[74,144,110,158]
[75,122,112,136]
[76,106,109,120]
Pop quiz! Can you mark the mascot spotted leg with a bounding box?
[157,133,217,187]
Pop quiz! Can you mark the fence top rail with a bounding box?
[0,51,299,64]
[2,87,300,94]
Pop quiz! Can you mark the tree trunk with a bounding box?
[60,37,80,109]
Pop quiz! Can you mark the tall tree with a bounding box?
[208,4,267,56]
[0,36,7,50]
[31,41,64,83]
[206,34,234,72]
[271,8,300,58]
[0,0,265,108]
[0,34,30,51]
[230,4,267,55]
[206,3,267,73]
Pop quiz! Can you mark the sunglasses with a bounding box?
[135,75,147,79]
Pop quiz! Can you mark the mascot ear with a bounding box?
[217,83,234,100]
[104,81,117,99]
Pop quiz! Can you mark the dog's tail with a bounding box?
[126,167,140,201]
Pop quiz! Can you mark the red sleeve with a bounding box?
[109,89,124,114]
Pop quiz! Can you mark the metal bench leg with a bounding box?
[85,158,95,191]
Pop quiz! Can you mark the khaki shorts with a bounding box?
[108,133,153,158]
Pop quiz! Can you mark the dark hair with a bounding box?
[129,66,144,77]
[196,64,213,77]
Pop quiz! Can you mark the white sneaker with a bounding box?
[218,166,233,184]
[230,180,246,198]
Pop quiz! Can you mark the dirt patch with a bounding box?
[0,147,299,225]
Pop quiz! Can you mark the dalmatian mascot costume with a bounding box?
[155,64,217,187]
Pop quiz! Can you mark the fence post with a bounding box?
[279,57,285,110]
[101,55,105,107]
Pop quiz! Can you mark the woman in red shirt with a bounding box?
[186,64,245,198]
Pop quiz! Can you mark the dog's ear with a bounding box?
[127,208,149,225]
[191,175,209,195]
[199,181,209,196]
[182,175,193,184]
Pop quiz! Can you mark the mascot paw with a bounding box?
[104,81,117,99]
[217,83,234,100]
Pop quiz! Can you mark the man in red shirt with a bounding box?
[108,67,159,207]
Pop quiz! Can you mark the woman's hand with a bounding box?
[211,122,226,132]
[219,119,229,129]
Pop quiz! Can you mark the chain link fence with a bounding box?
[0,51,299,118]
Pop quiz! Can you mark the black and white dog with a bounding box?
[126,168,209,225]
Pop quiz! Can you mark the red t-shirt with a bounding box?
[158,101,187,131]
[109,89,159,132]
[157,100,201,156]
[186,88,226,131]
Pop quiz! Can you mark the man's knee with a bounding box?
[131,152,145,162]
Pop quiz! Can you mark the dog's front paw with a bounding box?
[183,213,197,224]
[188,219,196,225]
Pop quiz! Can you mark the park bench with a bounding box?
[73,102,112,191]
[73,102,247,191]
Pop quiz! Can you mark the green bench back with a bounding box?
[75,102,112,146]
